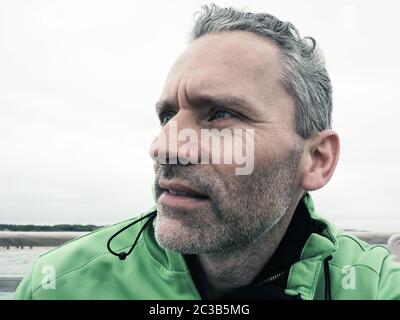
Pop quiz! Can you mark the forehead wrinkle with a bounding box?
[174,76,193,112]
[159,31,287,117]
[186,93,253,112]
[184,73,258,107]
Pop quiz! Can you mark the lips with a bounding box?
[157,179,210,209]
[158,180,208,199]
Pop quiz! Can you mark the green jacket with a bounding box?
[14,194,400,300]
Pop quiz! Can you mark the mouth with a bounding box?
[158,180,209,209]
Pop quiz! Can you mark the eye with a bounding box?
[209,109,235,121]
[159,111,176,125]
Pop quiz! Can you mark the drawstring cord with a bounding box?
[107,210,157,260]
[323,255,333,300]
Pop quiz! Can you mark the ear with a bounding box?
[300,130,340,191]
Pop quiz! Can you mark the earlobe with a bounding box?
[300,130,340,191]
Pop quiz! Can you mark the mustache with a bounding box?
[154,164,215,199]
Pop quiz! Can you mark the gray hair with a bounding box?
[190,4,332,139]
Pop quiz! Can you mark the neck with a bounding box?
[191,194,302,299]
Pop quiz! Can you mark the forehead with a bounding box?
[161,31,284,104]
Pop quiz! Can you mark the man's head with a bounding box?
[149,4,340,255]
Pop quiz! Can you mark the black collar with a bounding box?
[250,196,323,287]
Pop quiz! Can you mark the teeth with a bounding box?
[168,189,188,196]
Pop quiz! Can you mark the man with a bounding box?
[15,4,400,300]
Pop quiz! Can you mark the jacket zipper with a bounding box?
[257,271,286,285]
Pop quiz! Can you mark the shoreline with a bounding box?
[0,231,88,247]
[0,230,399,247]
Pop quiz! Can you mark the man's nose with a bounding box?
[149,115,201,165]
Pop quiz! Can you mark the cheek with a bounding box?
[200,164,239,197]
[252,128,295,164]
[203,131,281,184]
[208,163,251,195]
[252,136,279,170]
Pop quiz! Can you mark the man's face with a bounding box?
[150,31,304,254]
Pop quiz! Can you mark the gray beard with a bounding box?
[154,143,303,255]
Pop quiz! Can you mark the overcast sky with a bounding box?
[1,0,399,230]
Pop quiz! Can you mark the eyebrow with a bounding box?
[155,94,253,114]
[155,100,177,114]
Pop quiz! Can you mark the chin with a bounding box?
[154,214,215,254]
